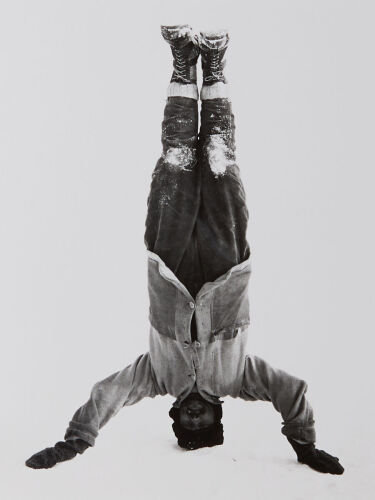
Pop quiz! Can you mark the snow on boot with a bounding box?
[198,30,229,85]
[161,25,200,84]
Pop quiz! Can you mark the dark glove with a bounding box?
[25,439,90,469]
[287,438,344,475]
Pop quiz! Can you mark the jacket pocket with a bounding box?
[211,272,250,333]
[213,325,244,341]
[211,335,246,396]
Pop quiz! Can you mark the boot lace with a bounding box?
[173,49,190,83]
[205,52,223,82]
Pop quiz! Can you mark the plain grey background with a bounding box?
[1,1,374,499]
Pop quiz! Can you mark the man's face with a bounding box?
[179,393,215,430]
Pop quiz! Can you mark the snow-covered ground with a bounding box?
[1,1,374,499]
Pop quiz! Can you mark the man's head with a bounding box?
[169,393,224,450]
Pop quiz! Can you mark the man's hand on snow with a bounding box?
[287,438,344,475]
[25,440,89,469]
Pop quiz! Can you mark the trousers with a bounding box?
[144,96,250,299]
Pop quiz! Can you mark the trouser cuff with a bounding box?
[200,82,230,100]
[167,83,198,100]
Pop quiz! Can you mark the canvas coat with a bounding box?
[64,251,316,447]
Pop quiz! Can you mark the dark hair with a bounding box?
[169,404,224,450]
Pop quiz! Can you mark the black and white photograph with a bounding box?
[1,1,374,499]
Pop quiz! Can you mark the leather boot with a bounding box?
[161,25,200,84]
[198,30,229,85]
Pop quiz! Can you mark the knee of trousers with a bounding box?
[161,145,197,172]
[202,135,236,177]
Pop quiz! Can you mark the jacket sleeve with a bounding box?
[64,352,159,446]
[239,355,316,443]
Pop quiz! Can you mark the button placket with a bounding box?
[183,339,201,368]
[192,340,201,368]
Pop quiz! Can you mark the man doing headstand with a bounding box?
[26,25,344,475]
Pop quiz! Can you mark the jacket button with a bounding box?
[189,301,195,309]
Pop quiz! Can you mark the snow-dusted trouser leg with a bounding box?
[144,88,200,281]
[195,86,250,284]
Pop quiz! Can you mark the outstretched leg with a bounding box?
[144,25,204,297]
[196,31,250,284]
